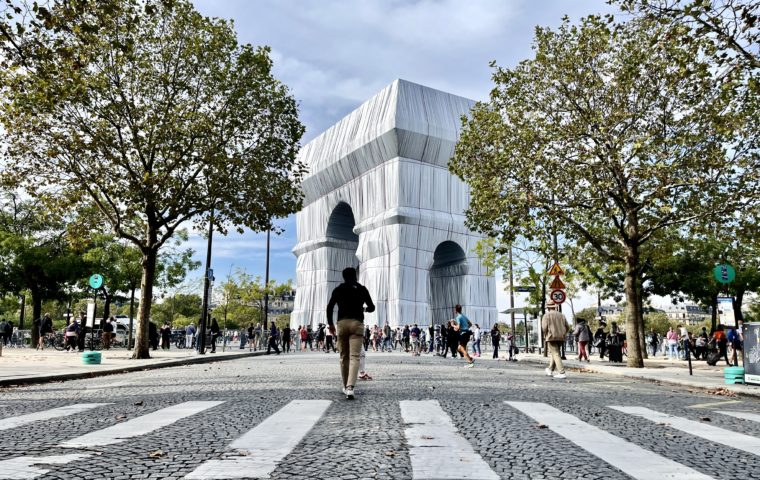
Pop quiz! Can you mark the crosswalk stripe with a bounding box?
[0,454,91,479]
[715,410,760,423]
[60,401,223,448]
[400,400,499,480]
[610,406,760,457]
[507,402,713,480]
[184,400,331,479]
[0,404,109,432]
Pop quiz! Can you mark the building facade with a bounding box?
[290,80,497,329]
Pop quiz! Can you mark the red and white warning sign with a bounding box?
[549,289,566,305]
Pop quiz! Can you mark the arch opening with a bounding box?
[326,202,359,243]
[429,241,468,326]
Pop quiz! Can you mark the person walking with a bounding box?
[541,304,569,379]
[573,318,592,362]
[507,329,517,361]
[666,327,678,360]
[266,322,281,355]
[282,325,291,353]
[711,325,732,366]
[37,313,54,350]
[471,323,482,357]
[649,329,659,357]
[186,323,196,350]
[209,318,220,353]
[0,318,6,347]
[410,324,421,356]
[364,325,371,352]
[160,322,172,350]
[65,318,80,351]
[324,324,335,353]
[594,323,607,359]
[606,322,624,363]
[491,324,501,359]
[300,325,308,351]
[102,316,114,350]
[327,267,375,400]
[453,305,475,367]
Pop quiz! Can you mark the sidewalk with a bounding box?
[0,345,266,387]
[516,351,760,398]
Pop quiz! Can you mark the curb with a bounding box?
[0,350,268,388]
[517,356,760,399]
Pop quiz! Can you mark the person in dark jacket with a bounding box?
[160,322,172,350]
[149,321,159,350]
[594,323,607,359]
[327,267,375,400]
[209,318,220,353]
[491,325,501,359]
[267,323,281,355]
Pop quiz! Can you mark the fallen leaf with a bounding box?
[536,424,548,429]
[148,449,165,458]
[134,400,144,406]
[700,417,711,422]
[236,450,250,456]
[115,414,127,421]
[385,450,396,457]
[707,388,737,397]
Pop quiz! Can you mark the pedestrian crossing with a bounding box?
[0,399,758,479]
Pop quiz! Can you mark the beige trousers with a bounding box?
[547,341,565,374]
[337,319,364,388]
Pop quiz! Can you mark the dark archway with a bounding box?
[326,202,359,243]
[324,202,360,303]
[429,241,468,326]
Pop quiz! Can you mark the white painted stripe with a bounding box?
[687,400,743,409]
[184,400,331,479]
[60,401,222,448]
[611,406,760,457]
[507,402,713,480]
[0,454,90,479]
[716,410,760,423]
[0,404,109,431]
[400,400,498,480]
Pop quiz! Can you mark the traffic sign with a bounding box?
[549,289,566,304]
[548,262,564,276]
[549,276,566,290]
[515,286,536,293]
[88,274,103,290]
[713,264,735,284]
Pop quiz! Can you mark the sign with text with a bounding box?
[744,322,760,386]
[549,289,566,305]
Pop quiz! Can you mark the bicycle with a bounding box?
[41,333,66,351]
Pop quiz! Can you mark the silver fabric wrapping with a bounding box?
[291,79,497,329]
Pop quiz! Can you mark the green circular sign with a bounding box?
[713,264,735,284]
[89,274,104,289]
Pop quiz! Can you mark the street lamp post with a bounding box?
[263,228,271,332]
[198,206,215,355]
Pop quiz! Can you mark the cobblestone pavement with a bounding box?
[1,351,759,479]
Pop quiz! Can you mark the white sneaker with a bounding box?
[464,362,475,368]
[554,373,567,379]
[545,368,553,377]
[345,386,355,399]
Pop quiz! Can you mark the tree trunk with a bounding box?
[132,248,158,359]
[30,287,42,347]
[624,246,644,368]
[128,285,136,350]
[732,289,745,324]
[710,293,718,333]
[637,283,647,360]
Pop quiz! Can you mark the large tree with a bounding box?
[0,0,305,358]
[450,15,754,367]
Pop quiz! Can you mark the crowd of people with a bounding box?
[652,322,745,366]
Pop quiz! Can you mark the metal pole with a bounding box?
[91,289,97,351]
[508,246,516,348]
[264,228,271,332]
[199,206,214,355]
[19,294,25,329]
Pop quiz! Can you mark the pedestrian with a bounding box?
[364,325,371,352]
[594,323,607,359]
[282,325,291,353]
[711,325,731,366]
[573,318,592,362]
[326,267,375,400]
[37,313,53,350]
[471,323,482,357]
[186,323,196,350]
[149,321,159,350]
[3,321,11,348]
[266,322,281,355]
[209,318,220,353]
[0,318,6,347]
[324,324,335,353]
[453,305,475,367]
[295,326,302,351]
[254,323,262,350]
[541,303,569,378]
[649,329,659,357]
[666,326,678,360]
[102,316,114,350]
[402,325,410,352]
[507,329,517,361]
[445,320,459,358]
[491,324,501,359]
[428,324,435,353]
[65,318,80,351]
[410,323,421,356]
[160,322,172,350]
[606,322,624,363]
[77,312,87,351]
[300,325,308,351]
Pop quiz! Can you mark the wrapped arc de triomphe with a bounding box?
[290,79,497,329]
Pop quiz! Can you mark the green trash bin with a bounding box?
[81,351,102,365]
[724,366,744,385]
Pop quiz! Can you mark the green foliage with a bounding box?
[574,307,597,324]
[643,311,673,335]
[0,0,305,358]
[450,14,755,367]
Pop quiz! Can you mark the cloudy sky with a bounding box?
[185,0,619,314]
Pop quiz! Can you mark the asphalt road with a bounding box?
[1,351,759,480]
